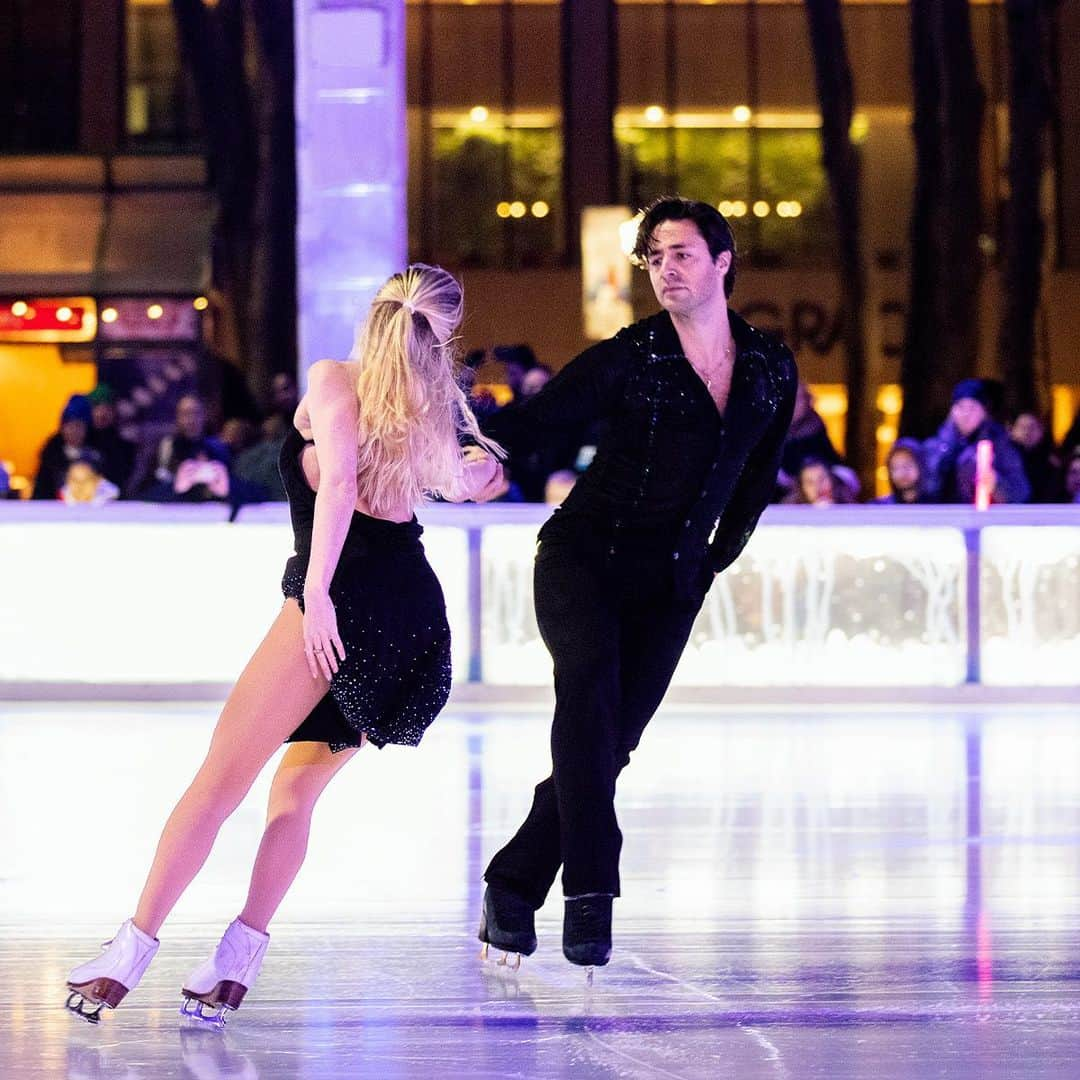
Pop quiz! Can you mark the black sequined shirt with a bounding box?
[485,309,798,594]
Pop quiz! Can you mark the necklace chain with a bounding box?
[702,338,735,390]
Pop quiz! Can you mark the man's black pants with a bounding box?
[484,528,706,907]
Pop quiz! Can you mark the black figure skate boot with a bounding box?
[563,894,612,970]
[478,883,537,969]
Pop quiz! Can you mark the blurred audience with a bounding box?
[520,364,553,400]
[493,344,537,401]
[1009,411,1063,503]
[783,457,857,507]
[876,438,930,505]
[922,378,1030,504]
[232,415,289,502]
[141,394,232,504]
[32,394,93,500]
[1065,448,1080,504]
[59,451,120,506]
[86,384,137,495]
[780,381,843,484]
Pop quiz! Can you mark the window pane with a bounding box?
[125,1,200,148]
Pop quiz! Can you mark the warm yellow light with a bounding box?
[509,201,527,219]
[729,201,748,218]
[718,201,736,217]
[732,105,752,123]
[11,301,28,318]
[753,200,771,218]
[876,424,898,445]
[469,106,489,124]
[56,306,73,322]
[531,201,550,219]
[644,105,666,123]
[620,212,644,258]
[101,307,119,324]
[877,384,902,415]
[147,304,164,320]
[789,200,803,217]
[193,296,209,311]
[496,201,512,219]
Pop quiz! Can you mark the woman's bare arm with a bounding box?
[300,361,358,677]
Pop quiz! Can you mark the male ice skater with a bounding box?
[479,196,798,969]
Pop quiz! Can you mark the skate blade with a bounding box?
[180,996,229,1030]
[585,966,594,987]
[65,991,105,1025]
[479,943,522,971]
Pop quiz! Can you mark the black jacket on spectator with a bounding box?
[88,427,136,494]
[485,309,797,595]
[923,417,1030,504]
[1012,439,1064,503]
[32,435,82,500]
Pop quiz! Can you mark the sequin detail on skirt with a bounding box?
[277,429,452,751]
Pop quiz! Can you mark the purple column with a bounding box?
[294,0,406,381]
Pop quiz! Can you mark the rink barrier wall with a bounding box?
[1,502,1078,699]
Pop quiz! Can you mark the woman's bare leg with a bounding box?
[238,739,362,933]
[133,601,331,937]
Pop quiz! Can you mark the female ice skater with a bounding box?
[65,265,504,1025]
[478,197,797,971]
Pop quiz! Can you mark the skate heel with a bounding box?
[181,979,247,1011]
[67,977,128,1010]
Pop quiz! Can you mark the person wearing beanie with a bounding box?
[32,394,93,500]
[922,378,1030,504]
[875,437,930,504]
[87,384,137,495]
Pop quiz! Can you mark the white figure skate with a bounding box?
[65,919,160,1023]
[180,918,269,1028]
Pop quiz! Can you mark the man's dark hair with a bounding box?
[631,196,737,298]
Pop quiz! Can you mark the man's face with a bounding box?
[176,397,205,439]
[61,419,87,447]
[889,450,920,493]
[950,398,987,439]
[92,401,115,430]
[645,219,730,317]
[1010,413,1043,449]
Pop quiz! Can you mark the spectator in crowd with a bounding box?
[544,469,577,506]
[520,364,554,400]
[32,394,92,500]
[875,437,930,505]
[141,394,232,503]
[267,371,299,426]
[220,417,259,457]
[1065,448,1080,504]
[232,414,289,502]
[493,344,537,400]
[0,460,11,498]
[1060,405,1080,462]
[1009,411,1063,503]
[780,380,842,483]
[59,451,120,506]
[923,378,1030,504]
[783,456,856,507]
[86,384,136,495]
[461,349,500,423]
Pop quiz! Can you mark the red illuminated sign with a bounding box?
[0,298,97,342]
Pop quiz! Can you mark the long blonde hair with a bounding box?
[349,264,502,515]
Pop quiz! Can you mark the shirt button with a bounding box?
[684,519,691,527]
[673,552,680,560]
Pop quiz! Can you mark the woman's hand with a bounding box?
[302,586,346,680]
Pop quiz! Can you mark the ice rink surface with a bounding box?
[1,701,1078,1079]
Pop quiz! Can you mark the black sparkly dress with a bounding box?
[277,427,452,751]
